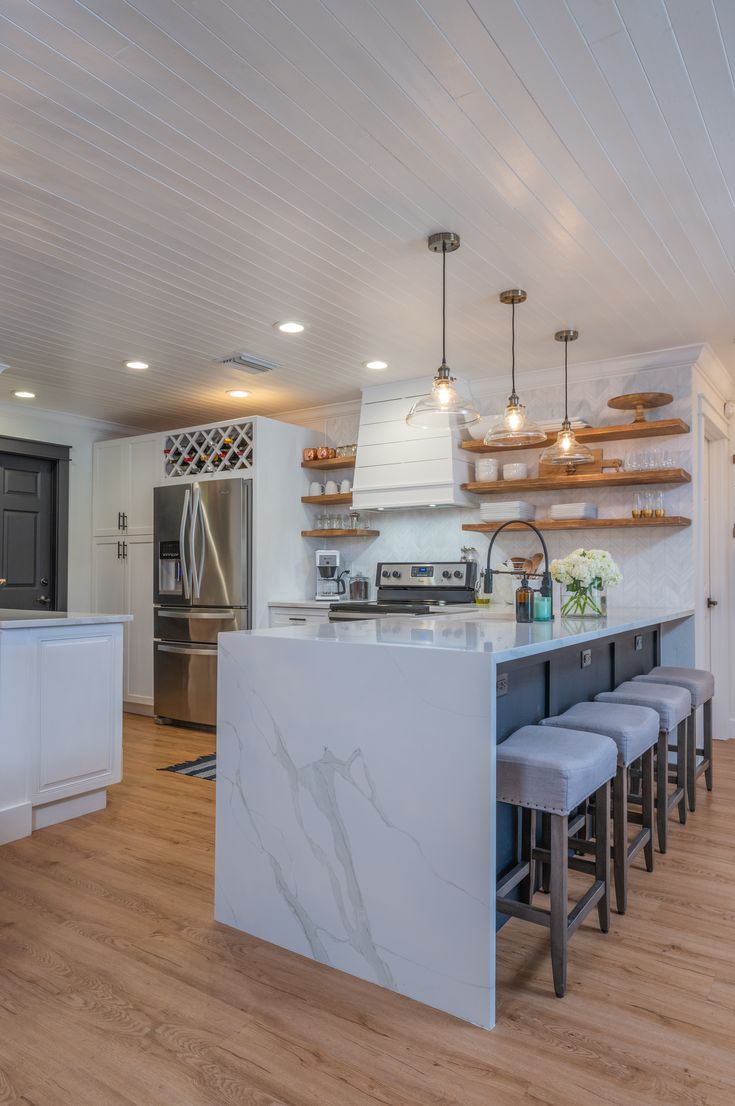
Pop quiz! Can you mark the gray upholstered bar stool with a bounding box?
[496,725,617,998]
[632,666,714,812]
[594,681,690,854]
[540,702,659,914]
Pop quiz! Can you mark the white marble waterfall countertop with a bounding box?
[214,602,693,1030]
[0,610,133,629]
[236,606,694,663]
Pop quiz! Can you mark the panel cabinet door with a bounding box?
[93,538,125,615]
[124,536,154,705]
[126,437,159,535]
[93,442,127,537]
[34,626,123,802]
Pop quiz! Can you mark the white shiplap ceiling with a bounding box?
[1,0,735,428]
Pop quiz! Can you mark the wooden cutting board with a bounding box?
[538,448,622,478]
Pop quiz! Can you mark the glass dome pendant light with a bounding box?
[539,329,595,469]
[484,290,546,446]
[405,232,480,429]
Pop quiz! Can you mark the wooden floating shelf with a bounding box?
[301,492,353,505]
[301,529,379,538]
[301,456,356,470]
[463,517,691,533]
[460,418,690,453]
[462,468,691,495]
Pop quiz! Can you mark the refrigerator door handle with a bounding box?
[158,609,235,620]
[189,483,200,599]
[179,488,192,600]
[156,642,216,656]
[190,483,206,599]
[196,492,206,594]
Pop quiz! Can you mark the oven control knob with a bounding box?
[453,570,463,579]
[442,570,451,579]
[391,570,401,578]
[381,570,390,578]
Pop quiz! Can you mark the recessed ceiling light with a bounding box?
[125,359,149,370]
[274,321,305,334]
[14,390,35,399]
[226,389,250,399]
[365,360,388,370]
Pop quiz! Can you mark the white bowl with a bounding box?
[502,463,528,480]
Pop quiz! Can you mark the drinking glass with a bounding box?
[632,492,643,519]
[654,491,665,518]
[642,492,654,518]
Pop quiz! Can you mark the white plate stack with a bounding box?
[480,500,536,522]
[548,502,598,521]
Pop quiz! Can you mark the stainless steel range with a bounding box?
[329,560,478,621]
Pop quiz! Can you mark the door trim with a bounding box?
[0,435,70,611]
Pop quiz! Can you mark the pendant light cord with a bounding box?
[563,337,569,422]
[510,300,516,395]
[441,243,447,367]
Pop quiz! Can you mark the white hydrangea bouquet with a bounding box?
[550,548,622,618]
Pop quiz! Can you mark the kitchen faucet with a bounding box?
[483,520,554,620]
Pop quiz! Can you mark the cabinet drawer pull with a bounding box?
[288,616,307,622]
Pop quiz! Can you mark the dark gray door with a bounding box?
[0,452,55,609]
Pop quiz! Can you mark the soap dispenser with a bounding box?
[515,574,534,624]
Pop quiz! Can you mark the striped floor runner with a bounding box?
[159,753,216,780]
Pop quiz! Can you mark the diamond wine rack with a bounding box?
[163,421,254,479]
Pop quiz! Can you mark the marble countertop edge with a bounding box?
[220,607,694,659]
[0,611,133,629]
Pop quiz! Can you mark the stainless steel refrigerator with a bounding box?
[153,478,251,726]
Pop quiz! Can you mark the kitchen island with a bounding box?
[0,610,130,844]
[215,607,693,1029]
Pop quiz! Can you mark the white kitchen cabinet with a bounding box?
[124,536,154,705]
[0,615,126,844]
[268,605,331,627]
[92,535,154,708]
[92,538,126,615]
[93,435,160,537]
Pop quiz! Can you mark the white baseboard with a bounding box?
[32,788,107,831]
[0,801,32,845]
[123,700,154,716]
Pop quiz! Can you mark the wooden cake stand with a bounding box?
[607,391,673,423]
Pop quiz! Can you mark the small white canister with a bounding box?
[475,457,499,482]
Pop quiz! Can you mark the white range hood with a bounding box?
[351,376,476,511]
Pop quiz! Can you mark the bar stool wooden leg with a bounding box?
[549,813,569,998]
[677,720,688,825]
[519,808,536,904]
[642,746,655,873]
[704,699,714,791]
[656,729,668,853]
[540,813,551,894]
[687,711,697,812]
[596,781,611,934]
[612,765,628,915]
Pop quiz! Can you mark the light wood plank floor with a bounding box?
[1,715,734,1105]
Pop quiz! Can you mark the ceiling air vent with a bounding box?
[215,352,276,375]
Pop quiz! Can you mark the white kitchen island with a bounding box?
[0,610,130,845]
[215,607,693,1029]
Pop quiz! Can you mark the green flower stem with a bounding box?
[560,585,606,618]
